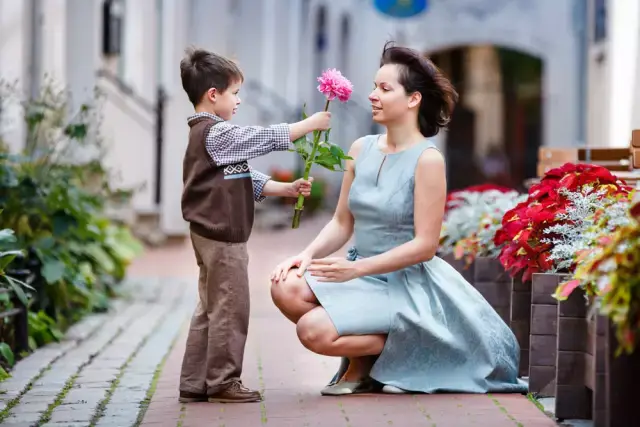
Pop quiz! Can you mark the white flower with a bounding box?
[544,186,632,272]
[439,190,526,256]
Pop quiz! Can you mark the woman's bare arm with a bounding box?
[354,148,446,276]
[300,138,366,259]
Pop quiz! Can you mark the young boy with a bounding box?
[178,47,331,404]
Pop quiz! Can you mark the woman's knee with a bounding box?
[270,271,310,307]
[296,308,338,355]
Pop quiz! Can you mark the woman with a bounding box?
[269,42,527,396]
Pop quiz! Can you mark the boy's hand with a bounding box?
[288,177,314,198]
[309,112,332,131]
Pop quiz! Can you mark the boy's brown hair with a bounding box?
[180,47,244,106]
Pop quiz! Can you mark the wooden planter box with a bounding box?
[528,272,571,396]
[510,274,531,377]
[554,308,640,427]
[472,257,511,325]
[554,287,591,420]
[604,318,640,427]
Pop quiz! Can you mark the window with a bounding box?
[102,0,124,55]
[593,0,607,43]
[339,14,351,75]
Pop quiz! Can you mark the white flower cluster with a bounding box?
[439,190,525,255]
[543,186,632,272]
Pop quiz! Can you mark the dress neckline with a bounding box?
[374,134,428,156]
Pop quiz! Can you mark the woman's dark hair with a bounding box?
[380,41,458,137]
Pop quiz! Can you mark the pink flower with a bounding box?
[317,68,353,103]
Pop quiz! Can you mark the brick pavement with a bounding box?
[0,275,195,426]
[138,214,558,427]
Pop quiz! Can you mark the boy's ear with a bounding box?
[206,88,217,102]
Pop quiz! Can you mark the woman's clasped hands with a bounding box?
[269,253,362,284]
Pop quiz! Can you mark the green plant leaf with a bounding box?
[0,343,15,366]
[51,212,77,237]
[84,243,116,274]
[64,123,88,140]
[0,229,16,244]
[0,250,23,271]
[42,260,66,284]
[3,275,34,307]
[0,365,10,381]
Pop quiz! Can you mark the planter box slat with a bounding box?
[473,257,512,327]
[593,315,607,426]
[510,275,531,377]
[555,288,592,421]
[528,273,569,395]
[605,319,640,427]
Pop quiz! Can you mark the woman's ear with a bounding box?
[408,91,422,109]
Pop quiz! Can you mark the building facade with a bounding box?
[0,0,623,238]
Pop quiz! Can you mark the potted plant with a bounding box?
[445,189,527,323]
[439,184,517,282]
[494,163,631,378]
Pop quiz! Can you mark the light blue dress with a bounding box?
[305,135,528,394]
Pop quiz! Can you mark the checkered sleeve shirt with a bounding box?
[250,167,271,203]
[187,112,289,202]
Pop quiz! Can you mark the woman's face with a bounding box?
[368,64,420,125]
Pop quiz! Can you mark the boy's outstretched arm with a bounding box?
[204,112,331,167]
[250,168,313,201]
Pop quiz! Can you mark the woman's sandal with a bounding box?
[381,384,409,394]
[320,377,379,396]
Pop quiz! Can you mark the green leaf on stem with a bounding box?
[312,142,353,172]
[292,136,313,161]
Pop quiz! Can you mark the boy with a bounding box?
[178,47,331,404]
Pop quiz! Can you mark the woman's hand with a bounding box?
[306,257,362,283]
[270,252,313,284]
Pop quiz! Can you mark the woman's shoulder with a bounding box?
[349,134,379,158]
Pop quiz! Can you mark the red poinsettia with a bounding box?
[494,163,632,281]
[446,183,513,211]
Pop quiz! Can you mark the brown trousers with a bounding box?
[179,232,250,395]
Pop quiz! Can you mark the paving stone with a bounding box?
[40,423,89,427]
[0,422,38,427]
[5,304,144,421]
[95,415,139,427]
[8,400,49,414]
[3,411,42,424]
[48,408,94,423]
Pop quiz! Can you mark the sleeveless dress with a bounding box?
[304,135,528,394]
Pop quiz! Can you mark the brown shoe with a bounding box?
[208,381,262,403]
[179,391,208,403]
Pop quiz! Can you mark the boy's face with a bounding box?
[210,80,242,121]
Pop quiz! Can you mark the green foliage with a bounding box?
[0,343,14,366]
[289,105,353,173]
[0,80,143,368]
[28,311,63,349]
[291,129,352,173]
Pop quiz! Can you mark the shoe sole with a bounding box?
[178,397,207,403]
[207,397,262,403]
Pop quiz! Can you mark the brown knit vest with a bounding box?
[181,116,255,243]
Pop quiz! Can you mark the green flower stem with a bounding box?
[292,99,331,229]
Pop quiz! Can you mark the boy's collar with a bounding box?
[187,112,224,125]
